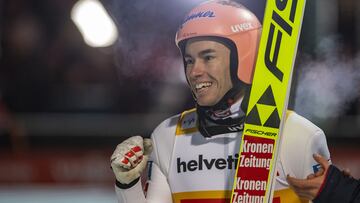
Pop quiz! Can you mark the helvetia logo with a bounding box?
[177,154,239,173]
[177,151,272,173]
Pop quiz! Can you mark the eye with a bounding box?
[204,55,215,62]
[184,57,194,67]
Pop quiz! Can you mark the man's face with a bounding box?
[184,38,233,106]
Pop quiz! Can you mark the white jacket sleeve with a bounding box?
[115,162,172,203]
[115,179,146,203]
[280,112,331,179]
[143,162,172,202]
[302,127,331,176]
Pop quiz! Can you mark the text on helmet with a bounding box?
[231,22,254,33]
[180,10,215,28]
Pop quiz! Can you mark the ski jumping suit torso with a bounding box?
[115,109,330,203]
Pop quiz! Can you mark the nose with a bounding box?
[188,60,205,78]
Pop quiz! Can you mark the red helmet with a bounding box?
[176,0,262,84]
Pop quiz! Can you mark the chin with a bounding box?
[196,99,217,107]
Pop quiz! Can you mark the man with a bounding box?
[110,1,331,202]
[287,154,360,203]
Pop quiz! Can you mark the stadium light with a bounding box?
[71,0,118,47]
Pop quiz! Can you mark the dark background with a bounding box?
[0,0,359,202]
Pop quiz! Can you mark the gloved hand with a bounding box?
[110,135,153,184]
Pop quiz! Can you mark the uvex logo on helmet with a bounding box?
[179,10,216,29]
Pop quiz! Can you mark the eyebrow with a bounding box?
[184,49,216,58]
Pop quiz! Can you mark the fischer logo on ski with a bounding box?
[231,0,306,202]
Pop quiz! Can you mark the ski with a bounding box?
[230,0,306,202]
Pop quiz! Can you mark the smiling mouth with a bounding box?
[195,82,212,92]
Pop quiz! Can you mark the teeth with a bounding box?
[195,82,212,90]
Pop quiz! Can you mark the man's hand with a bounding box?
[286,154,330,200]
[110,136,153,184]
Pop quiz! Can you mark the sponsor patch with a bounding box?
[176,109,198,135]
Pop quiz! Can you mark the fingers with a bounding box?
[115,154,150,184]
[307,174,315,179]
[314,167,324,177]
[305,169,323,179]
[286,175,320,200]
[122,145,144,168]
[111,136,145,169]
[287,154,330,201]
[313,154,330,170]
[110,136,154,184]
[287,175,313,189]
